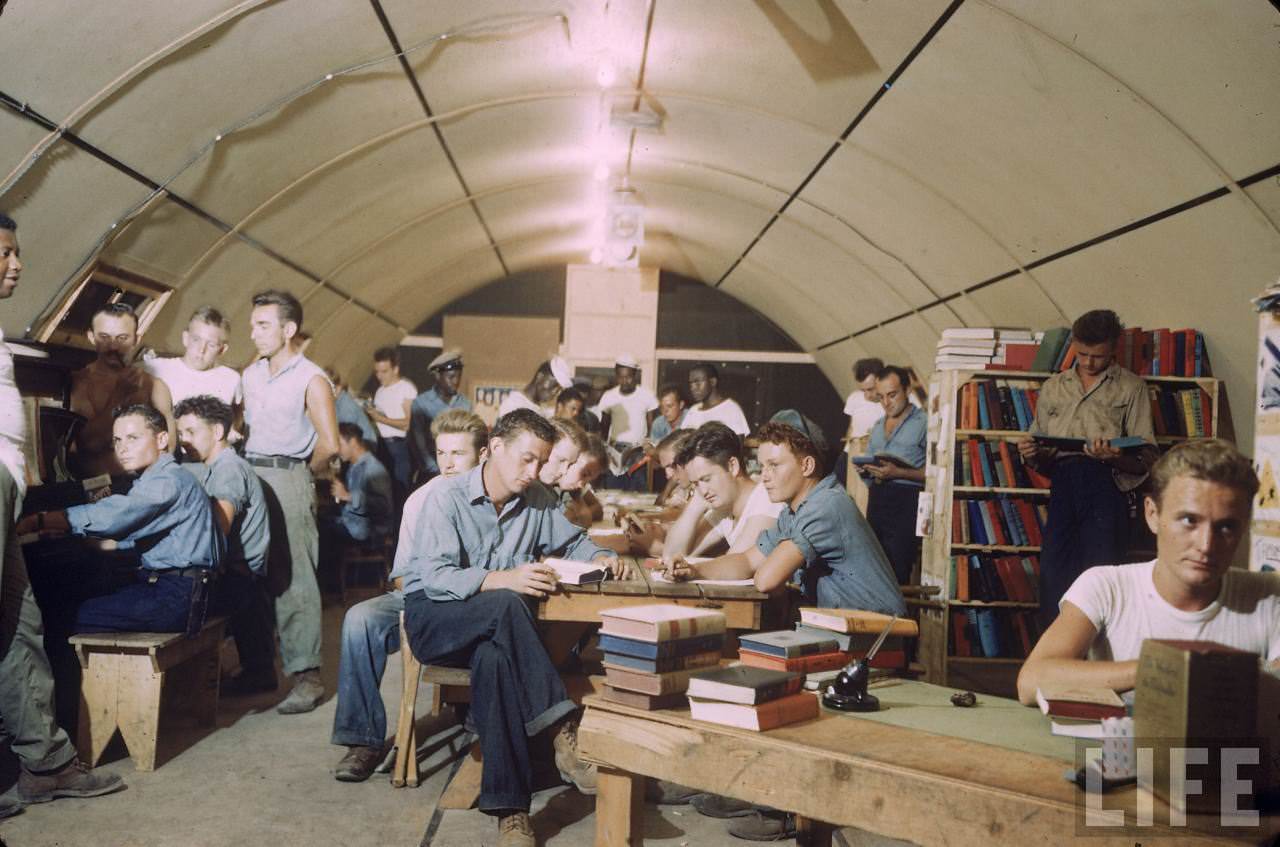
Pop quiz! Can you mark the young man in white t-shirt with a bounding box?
[145,306,243,414]
[661,423,781,564]
[365,346,416,491]
[681,363,751,436]
[595,354,659,489]
[1017,438,1280,706]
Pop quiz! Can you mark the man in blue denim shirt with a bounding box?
[329,424,393,544]
[409,350,470,481]
[862,365,928,584]
[20,404,223,633]
[401,409,624,847]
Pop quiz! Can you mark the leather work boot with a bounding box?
[334,745,385,782]
[727,809,798,841]
[497,811,537,847]
[551,718,597,795]
[17,759,125,804]
[691,793,756,818]
[646,778,706,805]
[276,669,324,715]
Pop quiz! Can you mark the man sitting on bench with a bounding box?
[400,409,625,847]
[19,404,223,634]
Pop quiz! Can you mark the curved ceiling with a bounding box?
[2,0,1279,441]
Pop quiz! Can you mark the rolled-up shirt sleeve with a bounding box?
[66,478,176,539]
[542,508,612,561]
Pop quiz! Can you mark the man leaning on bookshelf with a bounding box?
[1016,309,1158,628]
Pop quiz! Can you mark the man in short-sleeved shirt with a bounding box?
[861,365,927,584]
[1018,439,1279,705]
[145,306,242,408]
[681,363,750,436]
[596,355,658,489]
[367,347,416,491]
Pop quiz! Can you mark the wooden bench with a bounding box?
[68,617,226,771]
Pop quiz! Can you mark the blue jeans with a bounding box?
[75,571,196,633]
[383,437,413,492]
[331,590,403,748]
[404,589,575,813]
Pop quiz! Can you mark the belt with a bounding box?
[384,436,406,442]
[141,567,213,582]
[247,455,306,469]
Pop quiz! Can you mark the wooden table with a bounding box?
[578,680,1278,846]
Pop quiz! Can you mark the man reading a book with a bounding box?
[399,408,625,847]
[1017,309,1157,627]
[1017,439,1280,706]
[861,364,927,584]
[667,413,905,617]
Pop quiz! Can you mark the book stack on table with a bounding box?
[795,607,919,670]
[599,604,726,710]
[737,630,849,675]
[686,665,818,731]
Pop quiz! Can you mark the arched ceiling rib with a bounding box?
[1,0,1278,447]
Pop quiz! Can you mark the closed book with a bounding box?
[1036,684,1126,720]
[1056,340,1077,372]
[951,611,971,656]
[964,609,983,657]
[973,609,1002,656]
[1014,500,1043,546]
[979,500,1004,546]
[603,649,722,674]
[955,554,970,601]
[601,684,688,711]
[1173,329,1187,377]
[738,630,839,658]
[738,648,849,674]
[792,624,905,654]
[597,632,725,660]
[544,558,607,585]
[993,557,1029,603]
[941,327,997,340]
[967,440,985,486]
[687,691,819,731]
[598,604,726,642]
[1199,386,1212,436]
[976,382,991,429]
[1030,327,1070,372]
[997,442,1018,489]
[1000,343,1038,371]
[797,608,918,637]
[604,665,705,695]
[686,665,803,705]
[966,500,987,544]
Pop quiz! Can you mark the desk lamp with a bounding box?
[821,615,898,713]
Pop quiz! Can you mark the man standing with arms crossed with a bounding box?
[241,290,339,714]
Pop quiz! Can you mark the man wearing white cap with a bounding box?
[410,350,470,481]
[595,354,658,490]
[499,357,573,417]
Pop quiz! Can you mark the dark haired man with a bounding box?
[841,357,884,494]
[661,423,780,563]
[19,404,223,634]
[70,302,175,477]
[242,288,339,714]
[0,214,123,816]
[145,306,242,408]
[861,365,927,584]
[401,408,625,846]
[1017,309,1156,627]
[682,363,749,436]
[499,357,573,417]
[554,386,586,422]
[648,383,687,443]
[366,347,416,490]
[409,349,470,482]
[1018,439,1279,704]
[174,395,275,693]
[596,354,658,490]
[667,414,904,616]
[327,422,394,547]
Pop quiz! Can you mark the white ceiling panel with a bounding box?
[963,273,1072,336]
[312,301,403,382]
[720,264,846,350]
[100,199,227,286]
[812,337,875,400]
[1244,180,1280,235]
[647,0,953,135]
[386,249,509,330]
[75,0,405,188]
[0,110,60,187]
[851,0,1228,265]
[991,0,1280,180]
[472,179,597,246]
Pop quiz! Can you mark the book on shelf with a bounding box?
[1036,685,1127,720]
[1148,384,1213,438]
[737,648,851,675]
[603,664,709,696]
[598,604,726,642]
[737,630,839,658]
[1030,327,1071,372]
[601,684,688,711]
[602,649,722,674]
[687,692,819,731]
[597,631,725,660]
[951,607,1040,659]
[956,379,1041,431]
[797,608,919,637]
[953,439,1050,489]
[543,558,608,585]
[935,328,1044,372]
[686,665,803,705]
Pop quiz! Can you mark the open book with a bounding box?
[543,558,609,585]
[852,452,917,469]
[1032,435,1148,453]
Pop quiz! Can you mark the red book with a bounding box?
[955,555,970,601]
[1025,465,1051,489]
[966,383,979,429]
[1036,686,1126,720]
[997,441,1018,489]
[738,649,850,674]
[1014,500,1043,546]
[1199,388,1212,436]
[967,440,986,486]
[952,611,971,657]
[994,556,1033,603]
[687,691,819,732]
[1158,329,1174,376]
[982,501,1009,546]
[1001,343,1037,371]
[1058,341,1078,372]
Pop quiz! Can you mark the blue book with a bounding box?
[964,609,984,657]
[603,650,722,674]
[976,384,991,430]
[966,500,988,545]
[976,501,998,547]
[977,443,998,488]
[998,499,1026,547]
[1194,332,1204,377]
[974,609,1003,657]
[597,632,724,660]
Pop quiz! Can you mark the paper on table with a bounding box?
[589,527,625,537]
[650,571,755,586]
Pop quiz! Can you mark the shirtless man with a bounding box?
[70,303,174,478]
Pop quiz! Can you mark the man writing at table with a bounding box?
[400,408,626,847]
[1017,439,1280,705]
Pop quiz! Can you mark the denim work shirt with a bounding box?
[242,352,327,460]
[648,411,686,442]
[335,390,378,446]
[756,474,905,616]
[187,449,270,575]
[866,404,927,488]
[67,453,223,571]
[340,451,394,542]
[403,462,612,600]
[409,387,471,475]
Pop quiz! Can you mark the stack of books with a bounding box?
[737,630,850,675]
[935,328,1043,372]
[598,604,726,710]
[686,665,817,731]
[1036,684,1128,738]
[795,607,918,670]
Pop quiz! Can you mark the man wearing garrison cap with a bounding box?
[409,350,470,482]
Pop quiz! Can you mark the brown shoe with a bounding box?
[551,718,597,795]
[18,759,125,804]
[334,745,385,782]
[276,669,324,715]
[497,811,537,847]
